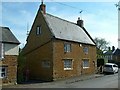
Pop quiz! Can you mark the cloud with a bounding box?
[1,0,119,2]
[0,2,2,25]
[1,3,36,47]
[49,6,58,13]
[82,10,118,47]
[54,8,118,48]
[19,10,35,28]
[1,2,118,48]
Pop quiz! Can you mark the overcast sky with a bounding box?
[1,1,119,48]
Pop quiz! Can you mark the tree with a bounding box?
[94,38,109,72]
[94,37,109,52]
[17,48,26,83]
[94,37,110,59]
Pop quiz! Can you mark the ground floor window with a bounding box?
[63,59,73,70]
[0,66,7,78]
[42,60,50,68]
[82,59,89,69]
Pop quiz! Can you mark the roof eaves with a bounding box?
[2,41,20,44]
[55,38,96,46]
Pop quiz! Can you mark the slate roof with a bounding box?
[113,48,120,55]
[0,26,20,44]
[104,50,113,55]
[44,13,95,45]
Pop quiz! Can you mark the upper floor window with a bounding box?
[0,66,7,78]
[0,43,4,60]
[64,43,71,53]
[36,26,41,35]
[83,47,89,54]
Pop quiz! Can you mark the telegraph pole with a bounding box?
[115,1,120,49]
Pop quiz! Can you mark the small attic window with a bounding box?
[83,46,89,54]
[36,26,41,35]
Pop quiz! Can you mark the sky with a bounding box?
[0,1,119,49]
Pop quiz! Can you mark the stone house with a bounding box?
[112,48,120,67]
[23,2,96,81]
[104,46,120,63]
[104,46,115,62]
[0,27,20,84]
[104,46,120,66]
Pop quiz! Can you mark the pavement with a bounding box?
[2,73,105,88]
[65,74,104,84]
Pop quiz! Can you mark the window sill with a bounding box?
[0,57,4,60]
[83,67,89,69]
[64,52,71,54]
[64,68,73,71]
[0,77,7,79]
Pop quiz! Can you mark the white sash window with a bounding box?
[0,67,7,78]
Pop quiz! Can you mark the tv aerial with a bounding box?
[115,3,120,11]
[79,10,83,20]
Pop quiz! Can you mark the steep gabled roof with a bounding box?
[0,26,20,44]
[113,48,120,55]
[43,13,95,45]
[104,50,113,55]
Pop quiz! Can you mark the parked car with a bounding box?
[103,63,118,74]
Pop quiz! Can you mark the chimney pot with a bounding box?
[40,3,46,14]
[112,46,115,52]
[77,17,84,28]
[78,17,80,20]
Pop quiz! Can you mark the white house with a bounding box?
[0,26,20,84]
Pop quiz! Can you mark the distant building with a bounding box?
[23,2,96,81]
[0,27,20,84]
[104,46,115,62]
[113,48,120,66]
[104,46,120,67]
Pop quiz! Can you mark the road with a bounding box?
[66,73,118,88]
[3,73,118,88]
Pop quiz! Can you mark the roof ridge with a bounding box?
[0,26,10,30]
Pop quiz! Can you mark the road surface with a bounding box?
[3,73,119,88]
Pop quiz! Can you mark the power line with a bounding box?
[49,0,86,19]
[50,0,84,11]
[56,2,83,11]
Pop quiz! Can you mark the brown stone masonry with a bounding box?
[1,55,17,84]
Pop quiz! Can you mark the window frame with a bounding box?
[42,60,50,68]
[82,59,89,69]
[0,66,7,78]
[63,59,73,70]
[64,43,71,53]
[83,46,89,54]
[36,26,42,35]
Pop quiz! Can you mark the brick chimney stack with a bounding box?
[40,0,46,14]
[112,46,115,52]
[77,17,84,28]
